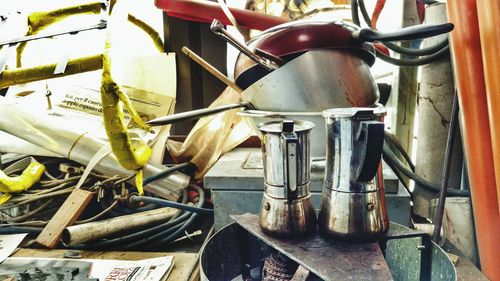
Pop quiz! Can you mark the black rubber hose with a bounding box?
[384,39,449,56]
[71,211,192,250]
[72,185,206,250]
[0,226,42,234]
[357,0,450,57]
[98,162,194,216]
[147,211,199,247]
[143,194,206,247]
[143,162,195,185]
[384,131,415,171]
[352,0,451,66]
[357,0,373,27]
[117,184,207,249]
[129,195,213,214]
[382,151,413,198]
[351,0,360,26]
[383,143,469,197]
[119,215,190,250]
[376,45,450,66]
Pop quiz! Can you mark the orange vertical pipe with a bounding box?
[476,0,500,216]
[447,1,500,280]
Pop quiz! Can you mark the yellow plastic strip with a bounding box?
[0,162,46,193]
[135,169,144,195]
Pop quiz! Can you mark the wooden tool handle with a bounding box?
[181,46,242,93]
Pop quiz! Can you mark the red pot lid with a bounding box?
[247,19,376,66]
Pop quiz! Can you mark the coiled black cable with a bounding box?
[144,210,199,249]
[384,131,415,171]
[72,189,190,249]
[382,142,469,197]
[384,39,449,57]
[357,0,449,57]
[129,195,213,214]
[71,212,192,250]
[96,162,195,217]
[143,162,195,185]
[352,0,451,66]
[376,46,450,66]
[0,226,42,234]
[115,184,207,250]
[72,184,208,250]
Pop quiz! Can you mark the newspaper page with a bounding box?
[3,52,176,164]
[88,256,174,281]
[0,256,174,281]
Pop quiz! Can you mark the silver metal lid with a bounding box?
[258,120,315,133]
[322,107,386,118]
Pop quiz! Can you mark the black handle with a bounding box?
[355,121,385,182]
[353,23,454,42]
[281,120,299,200]
[147,103,248,126]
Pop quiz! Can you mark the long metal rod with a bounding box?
[432,94,459,242]
[147,102,248,126]
[476,0,500,215]
[0,20,107,47]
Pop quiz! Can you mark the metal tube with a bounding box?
[476,0,500,215]
[147,103,248,126]
[62,207,177,246]
[447,1,500,279]
[0,21,106,47]
[155,0,287,31]
[432,94,459,242]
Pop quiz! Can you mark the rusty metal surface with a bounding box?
[232,213,394,281]
[383,223,457,281]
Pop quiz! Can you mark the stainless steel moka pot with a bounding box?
[318,108,389,241]
[258,120,317,237]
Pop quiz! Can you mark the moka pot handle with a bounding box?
[281,120,299,199]
[355,121,385,182]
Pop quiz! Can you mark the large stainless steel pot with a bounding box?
[232,18,453,89]
[148,17,452,127]
[148,49,379,126]
[241,48,379,111]
[234,19,375,89]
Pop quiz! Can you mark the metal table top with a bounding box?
[232,213,394,281]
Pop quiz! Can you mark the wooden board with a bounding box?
[12,249,199,281]
[36,189,94,248]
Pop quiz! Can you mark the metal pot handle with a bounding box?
[281,120,298,199]
[355,120,385,182]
